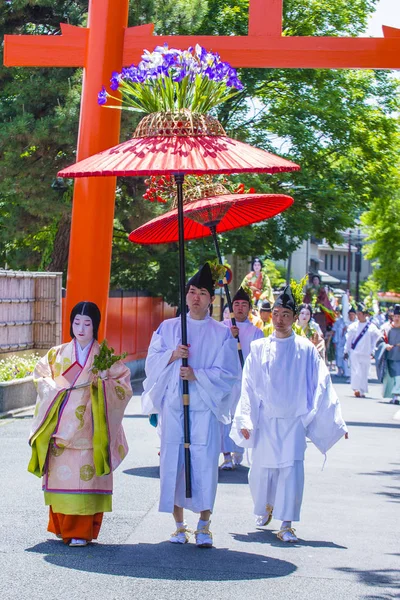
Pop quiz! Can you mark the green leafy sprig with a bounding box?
[92,340,127,374]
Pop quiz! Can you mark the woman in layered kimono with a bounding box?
[297,303,325,359]
[242,258,274,305]
[28,302,132,547]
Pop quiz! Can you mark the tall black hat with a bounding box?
[70,301,101,339]
[232,287,251,305]
[259,300,272,312]
[393,304,400,315]
[273,285,296,313]
[357,302,367,313]
[186,263,215,297]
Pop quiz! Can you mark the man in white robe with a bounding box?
[142,263,238,548]
[332,308,349,377]
[220,287,264,470]
[231,285,348,543]
[344,303,380,397]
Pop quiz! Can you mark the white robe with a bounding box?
[332,317,349,374]
[231,332,347,521]
[221,319,264,454]
[142,314,239,513]
[345,320,380,394]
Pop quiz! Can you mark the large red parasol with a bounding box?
[58,111,300,499]
[58,113,299,178]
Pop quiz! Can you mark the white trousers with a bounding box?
[220,422,244,455]
[249,460,305,522]
[350,353,370,394]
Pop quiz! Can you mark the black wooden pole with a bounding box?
[209,225,245,369]
[175,173,192,498]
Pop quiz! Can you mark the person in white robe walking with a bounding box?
[344,303,380,397]
[220,287,264,470]
[141,263,238,548]
[332,307,349,377]
[231,285,348,543]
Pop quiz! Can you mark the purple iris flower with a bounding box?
[97,86,107,105]
[110,71,120,90]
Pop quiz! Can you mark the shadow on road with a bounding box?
[123,466,160,478]
[231,529,347,549]
[123,414,149,419]
[218,465,249,484]
[122,465,251,485]
[346,421,400,429]
[26,540,297,581]
[335,566,400,599]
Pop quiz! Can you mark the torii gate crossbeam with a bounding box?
[4,0,400,340]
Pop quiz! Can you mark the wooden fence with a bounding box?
[0,271,175,360]
[0,270,62,353]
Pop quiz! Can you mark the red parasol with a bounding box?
[58,113,299,179]
[130,191,294,367]
[58,111,300,499]
[129,193,293,245]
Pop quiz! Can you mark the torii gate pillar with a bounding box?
[64,1,129,340]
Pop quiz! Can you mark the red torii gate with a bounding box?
[4,0,400,340]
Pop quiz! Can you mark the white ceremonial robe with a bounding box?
[345,321,381,394]
[231,332,347,522]
[221,319,264,455]
[332,317,349,375]
[142,315,239,513]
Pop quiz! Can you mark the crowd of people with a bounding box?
[28,262,398,551]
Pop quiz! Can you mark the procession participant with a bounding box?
[249,307,264,330]
[231,286,348,543]
[141,263,238,548]
[296,303,325,358]
[332,307,348,377]
[242,257,274,304]
[378,304,400,404]
[348,306,357,323]
[28,302,132,547]
[220,287,264,470]
[259,300,274,337]
[344,303,380,398]
[380,308,394,336]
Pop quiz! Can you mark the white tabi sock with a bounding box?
[197,519,210,529]
[281,521,292,530]
[175,521,185,528]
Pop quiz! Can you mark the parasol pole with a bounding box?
[174,173,192,498]
[208,224,245,369]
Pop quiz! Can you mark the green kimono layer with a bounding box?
[29,380,112,515]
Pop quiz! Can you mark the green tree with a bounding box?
[361,165,400,292]
[0,0,399,306]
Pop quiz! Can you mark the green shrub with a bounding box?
[0,354,41,383]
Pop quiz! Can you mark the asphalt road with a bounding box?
[1,372,399,600]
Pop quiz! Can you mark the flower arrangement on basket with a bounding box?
[143,174,256,205]
[98,44,243,115]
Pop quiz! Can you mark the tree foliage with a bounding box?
[0,0,399,304]
[361,164,400,292]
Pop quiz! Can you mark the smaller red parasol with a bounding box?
[129,194,293,245]
[130,192,293,369]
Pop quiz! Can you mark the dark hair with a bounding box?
[70,301,101,340]
[298,303,313,322]
[251,257,264,270]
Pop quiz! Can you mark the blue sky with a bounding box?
[365,0,400,35]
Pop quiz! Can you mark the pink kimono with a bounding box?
[30,339,132,499]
